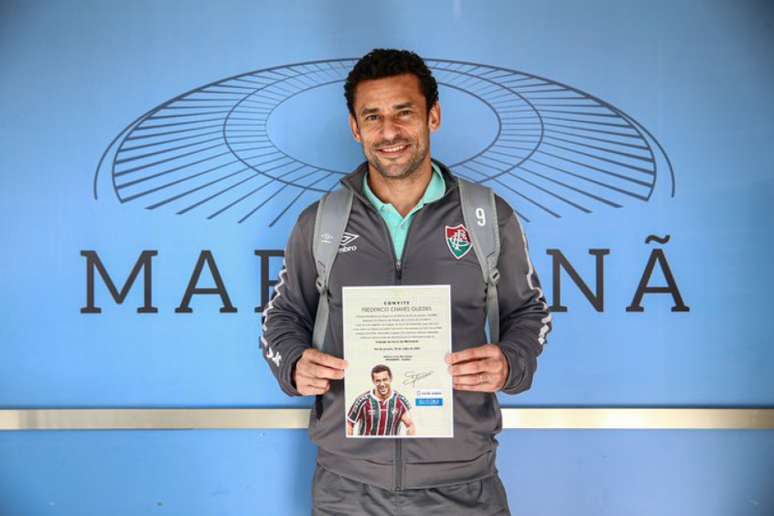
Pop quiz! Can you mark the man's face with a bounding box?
[372,370,392,398]
[349,73,441,180]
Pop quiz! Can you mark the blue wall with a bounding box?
[1,1,773,514]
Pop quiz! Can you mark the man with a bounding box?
[262,49,551,515]
[347,365,416,437]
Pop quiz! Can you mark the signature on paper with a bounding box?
[403,370,433,388]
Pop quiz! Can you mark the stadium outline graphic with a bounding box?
[94,58,674,226]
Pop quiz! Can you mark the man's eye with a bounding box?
[399,110,412,117]
[365,114,379,122]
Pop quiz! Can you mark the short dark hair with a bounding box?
[371,364,392,379]
[344,49,439,117]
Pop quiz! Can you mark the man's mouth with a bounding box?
[376,143,410,157]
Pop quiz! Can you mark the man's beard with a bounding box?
[366,139,428,181]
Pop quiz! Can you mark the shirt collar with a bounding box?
[363,162,446,214]
[370,389,396,403]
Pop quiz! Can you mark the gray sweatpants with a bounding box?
[312,464,511,516]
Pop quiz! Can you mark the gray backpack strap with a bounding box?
[458,179,501,343]
[311,188,354,352]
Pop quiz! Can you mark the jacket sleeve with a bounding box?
[261,205,320,396]
[494,200,552,395]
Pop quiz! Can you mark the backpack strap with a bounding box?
[311,188,354,352]
[458,179,501,343]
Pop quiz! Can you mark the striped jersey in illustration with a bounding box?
[347,390,412,436]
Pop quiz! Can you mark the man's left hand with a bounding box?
[446,344,509,392]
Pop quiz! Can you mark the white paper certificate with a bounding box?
[343,285,453,438]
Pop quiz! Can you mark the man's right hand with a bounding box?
[293,348,348,395]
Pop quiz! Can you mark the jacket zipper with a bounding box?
[342,171,436,492]
[364,204,405,491]
[392,213,422,491]
[388,218,404,491]
[378,210,417,491]
[393,244,404,492]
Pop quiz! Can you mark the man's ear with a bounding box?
[428,101,442,134]
[349,114,362,142]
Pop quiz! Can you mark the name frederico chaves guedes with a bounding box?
[79,234,689,315]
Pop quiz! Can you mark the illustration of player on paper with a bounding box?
[346,364,416,437]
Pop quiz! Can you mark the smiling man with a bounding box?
[347,365,416,437]
[262,49,551,515]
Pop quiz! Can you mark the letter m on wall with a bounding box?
[80,250,158,314]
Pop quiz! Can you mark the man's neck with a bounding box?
[366,160,433,217]
[374,389,392,401]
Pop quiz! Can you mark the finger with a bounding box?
[305,349,348,371]
[298,361,345,380]
[449,359,485,376]
[298,384,330,396]
[452,382,497,393]
[296,373,330,390]
[451,373,488,386]
[447,344,499,365]
[449,358,501,377]
[312,363,346,380]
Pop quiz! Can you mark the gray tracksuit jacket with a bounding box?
[262,160,551,490]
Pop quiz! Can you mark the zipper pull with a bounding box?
[395,260,402,281]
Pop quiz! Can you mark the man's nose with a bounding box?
[381,117,399,141]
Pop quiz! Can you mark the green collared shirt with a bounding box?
[363,163,446,260]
